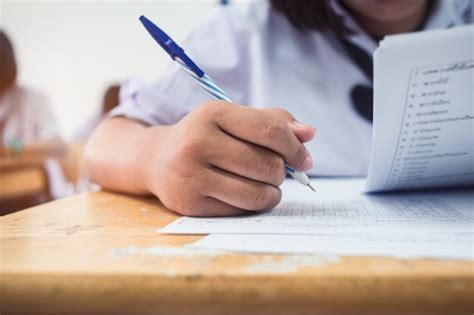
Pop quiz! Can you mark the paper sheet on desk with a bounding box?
[159,179,474,235]
[189,233,473,260]
[365,25,474,192]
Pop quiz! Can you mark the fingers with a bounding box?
[159,101,316,217]
[185,196,249,217]
[215,104,314,172]
[202,167,282,211]
[207,132,286,187]
[289,120,317,143]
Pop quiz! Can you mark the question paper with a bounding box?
[366,25,474,192]
[159,178,474,235]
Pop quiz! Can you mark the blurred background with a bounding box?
[1,0,222,140]
[0,0,229,214]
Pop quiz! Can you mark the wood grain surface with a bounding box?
[1,191,473,315]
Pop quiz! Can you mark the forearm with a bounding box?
[85,117,170,195]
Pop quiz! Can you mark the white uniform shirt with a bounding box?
[110,0,473,176]
[0,85,60,145]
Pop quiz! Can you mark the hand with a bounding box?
[144,101,316,217]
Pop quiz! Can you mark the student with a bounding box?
[0,31,61,148]
[86,0,473,216]
[0,31,69,209]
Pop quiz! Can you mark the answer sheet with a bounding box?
[366,25,474,192]
[159,178,474,235]
[190,233,473,260]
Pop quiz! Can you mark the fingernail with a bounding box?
[290,120,311,129]
[301,155,313,171]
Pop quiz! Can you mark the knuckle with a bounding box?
[165,188,206,217]
[290,144,307,167]
[172,201,193,216]
[175,201,199,216]
[198,101,225,121]
[157,162,211,216]
[160,191,191,216]
[176,136,207,159]
[275,167,287,186]
[178,197,207,217]
[253,185,279,210]
[158,179,190,215]
[178,166,209,194]
[270,188,282,208]
[264,154,285,183]
[262,119,287,139]
[269,108,294,121]
[199,100,217,112]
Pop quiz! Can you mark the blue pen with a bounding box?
[139,15,315,192]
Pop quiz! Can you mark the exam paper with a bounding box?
[366,25,474,192]
[190,233,473,260]
[159,179,474,235]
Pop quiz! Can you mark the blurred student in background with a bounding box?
[0,30,61,150]
[0,30,69,211]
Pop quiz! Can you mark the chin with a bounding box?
[344,0,428,23]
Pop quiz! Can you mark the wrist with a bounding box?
[137,124,174,195]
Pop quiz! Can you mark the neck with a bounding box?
[352,3,430,41]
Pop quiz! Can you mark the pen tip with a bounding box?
[307,183,316,192]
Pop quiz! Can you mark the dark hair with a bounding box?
[0,31,17,93]
[270,0,351,34]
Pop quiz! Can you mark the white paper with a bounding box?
[159,179,474,235]
[366,25,474,192]
[190,233,473,260]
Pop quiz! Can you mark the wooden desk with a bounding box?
[0,143,85,215]
[0,143,66,169]
[0,143,84,182]
[0,165,48,199]
[1,191,473,315]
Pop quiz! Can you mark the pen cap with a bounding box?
[139,15,205,78]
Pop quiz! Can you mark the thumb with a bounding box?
[288,120,316,143]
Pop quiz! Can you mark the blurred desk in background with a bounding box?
[0,143,84,215]
[1,191,473,315]
[0,142,66,168]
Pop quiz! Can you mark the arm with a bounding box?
[85,117,170,196]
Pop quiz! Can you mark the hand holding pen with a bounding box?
[140,15,315,192]
[134,16,316,216]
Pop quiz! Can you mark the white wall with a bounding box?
[0,0,218,140]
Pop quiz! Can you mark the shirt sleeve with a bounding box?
[30,92,61,142]
[109,5,252,126]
